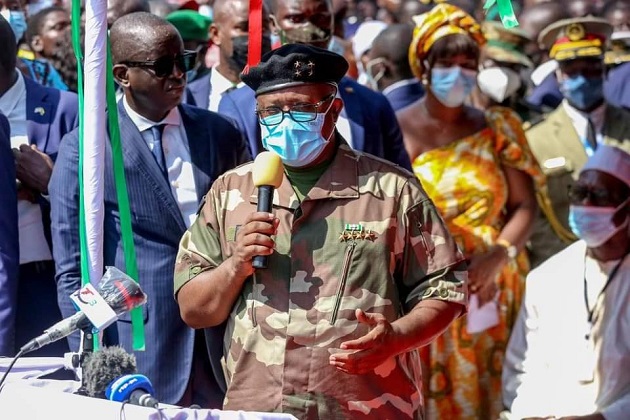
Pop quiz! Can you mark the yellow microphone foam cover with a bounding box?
[252,151,284,188]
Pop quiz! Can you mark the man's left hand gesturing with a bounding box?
[328,309,399,375]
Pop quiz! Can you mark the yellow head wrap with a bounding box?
[409,3,486,80]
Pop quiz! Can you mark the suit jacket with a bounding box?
[526,73,563,111]
[525,104,630,267]
[383,79,425,112]
[218,76,412,171]
[0,113,19,356]
[9,79,78,356]
[604,61,630,110]
[183,72,211,110]
[50,101,251,404]
[25,77,79,160]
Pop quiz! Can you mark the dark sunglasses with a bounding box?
[121,51,197,78]
[568,184,615,206]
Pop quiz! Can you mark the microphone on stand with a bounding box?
[19,269,147,355]
[82,346,137,399]
[106,374,160,408]
[82,345,161,408]
[251,151,284,269]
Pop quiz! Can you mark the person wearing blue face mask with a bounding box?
[399,4,543,418]
[1,0,27,43]
[503,144,630,420]
[174,42,468,418]
[525,17,630,269]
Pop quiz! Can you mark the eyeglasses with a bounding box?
[568,184,615,205]
[257,93,335,126]
[121,51,197,78]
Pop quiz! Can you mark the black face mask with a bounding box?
[228,35,273,74]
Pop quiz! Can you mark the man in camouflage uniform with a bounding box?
[174,44,468,419]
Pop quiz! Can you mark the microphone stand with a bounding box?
[72,328,95,396]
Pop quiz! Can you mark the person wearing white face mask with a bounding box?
[398,4,545,419]
[1,0,27,43]
[174,43,469,418]
[502,144,630,420]
[471,21,538,123]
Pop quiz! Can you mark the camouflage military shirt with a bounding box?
[175,142,468,419]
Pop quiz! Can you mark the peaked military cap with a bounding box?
[482,20,533,68]
[606,31,630,65]
[539,17,613,61]
[241,44,349,96]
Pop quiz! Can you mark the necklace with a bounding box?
[583,252,628,330]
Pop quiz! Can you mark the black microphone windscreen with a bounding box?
[98,269,147,315]
[83,346,137,399]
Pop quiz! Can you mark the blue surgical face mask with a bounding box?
[27,0,56,16]
[261,103,334,168]
[561,75,604,110]
[569,200,629,248]
[1,10,27,42]
[430,66,477,107]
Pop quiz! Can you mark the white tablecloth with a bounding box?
[0,357,296,419]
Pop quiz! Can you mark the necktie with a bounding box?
[585,118,598,156]
[150,124,167,177]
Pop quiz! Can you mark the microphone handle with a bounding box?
[129,389,159,408]
[252,185,274,269]
[20,312,92,354]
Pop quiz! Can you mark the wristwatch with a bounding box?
[497,239,517,259]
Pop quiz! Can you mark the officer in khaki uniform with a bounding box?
[526,17,630,268]
[174,44,468,419]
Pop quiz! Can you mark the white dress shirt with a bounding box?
[0,70,52,264]
[562,100,606,156]
[503,240,630,420]
[208,67,243,112]
[123,98,198,227]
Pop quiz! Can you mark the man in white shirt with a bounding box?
[0,15,78,357]
[502,145,630,420]
[525,17,630,268]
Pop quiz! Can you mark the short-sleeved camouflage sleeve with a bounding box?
[174,182,225,297]
[395,178,468,313]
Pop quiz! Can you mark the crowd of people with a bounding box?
[0,0,628,419]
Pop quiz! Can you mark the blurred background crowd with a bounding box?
[0,0,628,419]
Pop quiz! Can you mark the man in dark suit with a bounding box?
[218,0,411,170]
[0,15,77,357]
[365,23,424,112]
[0,113,18,357]
[50,12,251,407]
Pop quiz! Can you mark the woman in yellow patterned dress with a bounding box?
[397,4,545,419]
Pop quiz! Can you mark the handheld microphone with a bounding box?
[83,346,138,399]
[19,270,147,355]
[251,151,284,269]
[106,374,160,408]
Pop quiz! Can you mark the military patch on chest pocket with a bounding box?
[226,225,241,242]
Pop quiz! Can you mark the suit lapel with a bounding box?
[180,106,212,201]
[116,102,187,231]
[339,79,365,153]
[25,79,53,152]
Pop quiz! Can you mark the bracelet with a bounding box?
[496,239,517,259]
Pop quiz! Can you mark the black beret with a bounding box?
[241,44,349,96]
